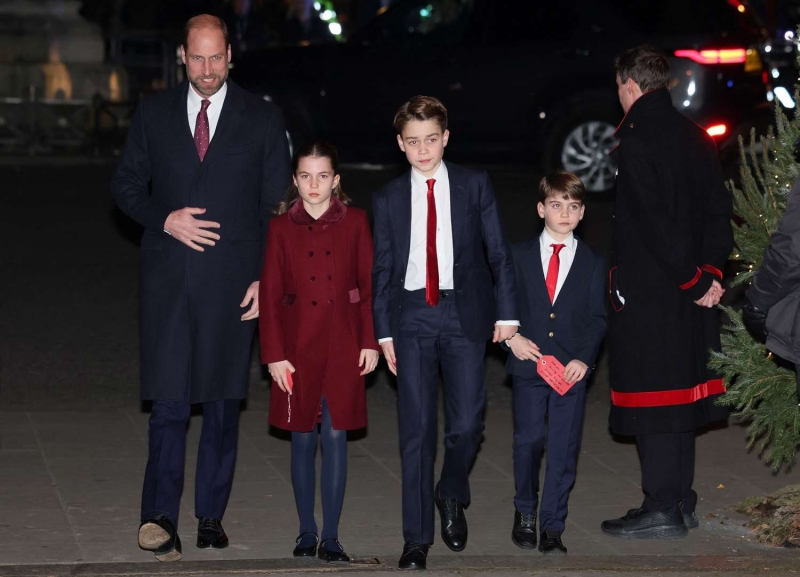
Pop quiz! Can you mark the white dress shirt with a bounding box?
[405,162,455,291]
[187,82,227,141]
[540,229,577,303]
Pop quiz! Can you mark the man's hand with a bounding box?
[694,280,725,308]
[164,207,221,252]
[564,359,588,383]
[240,281,259,320]
[268,360,295,394]
[359,349,380,376]
[493,324,518,343]
[380,341,397,375]
[508,334,542,362]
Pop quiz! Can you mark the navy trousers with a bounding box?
[512,375,586,532]
[141,399,241,529]
[394,289,487,545]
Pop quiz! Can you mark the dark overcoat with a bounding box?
[111,80,290,402]
[609,88,733,435]
[259,199,378,432]
[371,161,517,343]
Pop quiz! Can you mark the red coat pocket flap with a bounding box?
[281,294,296,306]
[348,288,361,303]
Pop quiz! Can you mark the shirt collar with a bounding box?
[411,161,448,191]
[187,81,228,112]
[540,229,576,253]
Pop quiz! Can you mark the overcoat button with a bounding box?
[328,299,333,305]
[629,122,635,128]
[308,251,314,257]
[307,226,313,231]
[311,301,317,306]
[327,274,332,280]
[325,250,331,255]
[310,276,316,281]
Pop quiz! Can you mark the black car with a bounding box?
[232,0,771,192]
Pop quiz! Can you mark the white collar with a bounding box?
[540,229,576,252]
[187,81,228,111]
[411,161,448,190]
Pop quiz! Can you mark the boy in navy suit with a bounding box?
[505,172,606,555]
[372,96,517,570]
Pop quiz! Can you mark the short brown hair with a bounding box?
[539,171,586,204]
[615,45,670,93]
[183,14,230,49]
[393,96,448,134]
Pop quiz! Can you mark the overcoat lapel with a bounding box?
[201,81,245,167]
[169,82,201,168]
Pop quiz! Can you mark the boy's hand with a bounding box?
[380,341,397,375]
[268,360,295,394]
[359,349,380,376]
[493,324,518,343]
[564,360,588,383]
[508,335,542,362]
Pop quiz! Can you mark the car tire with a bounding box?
[544,104,621,194]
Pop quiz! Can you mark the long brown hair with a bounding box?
[274,140,353,215]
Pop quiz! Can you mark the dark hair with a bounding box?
[538,171,586,204]
[275,141,353,215]
[393,95,448,134]
[615,45,670,92]
[183,14,230,49]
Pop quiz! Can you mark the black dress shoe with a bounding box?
[139,515,182,561]
[318,538,350,563]
[680,502,699,529]
[292,532,318,557]
[511,510,537,549]
[601,506,688,539]
[398,541,430,570]
[196,517,229,549]
[538,529,567,554]
[434,482,467,552]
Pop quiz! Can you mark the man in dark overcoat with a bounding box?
[111,14,290,561]
[601,46,733,539]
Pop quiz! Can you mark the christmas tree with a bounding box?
[708,90,800,471]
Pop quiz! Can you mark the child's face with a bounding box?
[537,195,585,240]
[396,119,449,177]
[294,155,340,209]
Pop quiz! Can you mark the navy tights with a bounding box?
[291,398,347,549]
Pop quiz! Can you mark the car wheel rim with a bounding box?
[560,121,618,193]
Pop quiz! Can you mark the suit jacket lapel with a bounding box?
[200,80,245,167]
[170,81,201,168]
[396,171,413,269]
[556,239,589,303]
[446,161,467,257]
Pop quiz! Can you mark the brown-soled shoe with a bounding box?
[139,514,182,561]
[196,517,229,549]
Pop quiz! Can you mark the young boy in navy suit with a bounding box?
[505,171,606,555]
[372,96,517,570]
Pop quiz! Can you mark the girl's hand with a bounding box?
[359,349,379,376]
[268,360,296,394]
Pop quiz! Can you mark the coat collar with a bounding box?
[288,196,347,224]
[614,88,672,139]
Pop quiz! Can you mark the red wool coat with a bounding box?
[259,197,377,432]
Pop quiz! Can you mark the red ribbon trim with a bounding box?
[679,267,702,290]
[611,378,726,408]
[701,264,723,279]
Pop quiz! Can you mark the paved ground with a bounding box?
[0,163,798,575]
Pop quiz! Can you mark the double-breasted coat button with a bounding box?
[327,299,333,305]
[327,274,332,280]
[308,251,314,257]
[311,301,317,306]
[548,331,554,338]
[310,276,316,281]
[307,226,313,231]
[550,313,556,319]
[325,250,331,255]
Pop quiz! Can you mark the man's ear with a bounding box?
[227,44,232,63]
[180,45,187,65]
[396,134,406,152]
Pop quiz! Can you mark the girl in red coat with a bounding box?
[259,141,379,563]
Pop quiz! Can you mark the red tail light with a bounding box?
[706,124,728,137]
[674,49,747,64]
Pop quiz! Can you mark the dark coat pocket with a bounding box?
[348,288,361,303]
[282,294,297,306]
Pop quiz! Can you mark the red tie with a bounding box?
[194,99,211,161]
[425,178,439,306]
[545,243,565,304]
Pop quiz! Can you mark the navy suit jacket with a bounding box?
[505,235,606,379]
[372,161,517,343]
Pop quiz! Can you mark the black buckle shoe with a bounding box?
[511,510,537,549]
[538,529,567,554]
[292,532,318,557]
[601,506,688,539]
[139,515,182,561]
[196,517,229,549]
[318,538,350,563]
[434,482,467,552]
[399,541,430,570]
